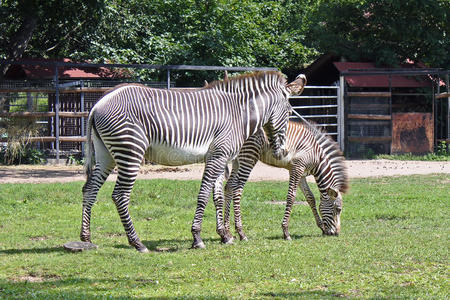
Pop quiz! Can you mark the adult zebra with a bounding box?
[81,71,306,252]
[223,121,348,242]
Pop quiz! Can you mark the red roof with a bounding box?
[333,62,432,88]
[5,58,123,79]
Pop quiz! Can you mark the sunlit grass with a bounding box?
[0,174,448,299]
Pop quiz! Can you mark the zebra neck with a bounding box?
[313,153,336,194]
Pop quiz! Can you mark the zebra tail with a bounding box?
[84,111,96,180]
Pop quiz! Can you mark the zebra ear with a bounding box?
[286,74,307,95]
[327,187,339,198]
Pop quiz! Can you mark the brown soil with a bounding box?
[0,160,449,184]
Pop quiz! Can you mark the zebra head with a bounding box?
[263,100,291,159]
[263,74,306,159]
[319,187,343,236]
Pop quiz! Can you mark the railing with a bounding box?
[0,60,278,163]
[289,85,344,150]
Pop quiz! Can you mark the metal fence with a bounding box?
[0,60,278,163]
[5,61,447,161]
[289,85,344,150]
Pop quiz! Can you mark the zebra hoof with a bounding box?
[191,241,206,249]
[284,236,292,241]
[138,247,150,253]
[221,235,234,245]
[239,235,248,242]
[132,241,149,253]
[80,236,91,243]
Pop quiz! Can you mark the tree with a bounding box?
[0,0,105,76]
[74,0,317,84]
[305,0,450,68]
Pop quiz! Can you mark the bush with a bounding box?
[0,145,45,165]
[0,117,45,165]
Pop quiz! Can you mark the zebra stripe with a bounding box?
[81,71,305,252]
[224,120,348,242]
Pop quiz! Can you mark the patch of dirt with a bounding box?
[141,167,190,174]
[0,160,449,184]
[29,236,50,241]
[11,273,61,283]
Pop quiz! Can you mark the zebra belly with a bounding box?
[145,143,210,166]
[260,150,293,169]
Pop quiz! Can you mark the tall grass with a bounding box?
[0,117,44,165]
[0,174,448,299]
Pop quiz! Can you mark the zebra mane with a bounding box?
[204,71,286,91]
[103,83,148,96]
[294,120,349,193]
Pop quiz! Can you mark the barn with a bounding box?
[300,54,449,158]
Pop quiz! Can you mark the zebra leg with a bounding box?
[282,165,304,240]
[212,171,233,244]
[111,166,149,253]
[81,149,115,243]
[223,163,237,235]
[299,177,324,232]
[224,155,259,242]
[191,154,227,249]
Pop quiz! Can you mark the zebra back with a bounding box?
[260,121,348,193]
[292,121,349,193]
[204,71,287,92]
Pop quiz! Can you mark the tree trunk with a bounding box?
[0,15,38,79]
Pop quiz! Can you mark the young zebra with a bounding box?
[223,121,349,242]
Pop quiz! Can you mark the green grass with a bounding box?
[0,175,449,299]
[373,141,450,161]
[374,153,450,161]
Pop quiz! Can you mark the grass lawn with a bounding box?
[0,174,448,299]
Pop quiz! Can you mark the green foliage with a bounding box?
[0,117,45,165]
[2,0,449,83]
[436,140,450,156]
[305,0,450,68]
[375,153,450,161]
[67,153,84,166]
[0,0,106,60]
[75,0,318,84]
[0,145,45,165]
[374,143,450,161]
[0,175,448,298]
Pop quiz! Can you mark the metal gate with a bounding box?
[289,85,344,151]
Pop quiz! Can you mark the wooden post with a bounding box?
[388,75,392,154]
[432,76,436,150]
[437,75,441,142]
[446,74,450,142]
[54,66,60,163]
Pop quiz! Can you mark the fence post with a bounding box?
[167,69,171,89]
[338,75,345,152]
[26,92,33,111]
[54,65,60,163]
[80,80,85,154]
[446,74,450,142]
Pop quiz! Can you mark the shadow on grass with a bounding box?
[0,278,228,299]
[112,237,223,252]
[0,246,64,255]
[261,291,350,299]
[266,233,320,240]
